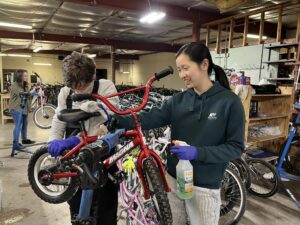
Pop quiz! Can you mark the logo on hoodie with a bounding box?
[208,112,217,120]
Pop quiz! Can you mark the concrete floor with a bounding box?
[0,119,299,225]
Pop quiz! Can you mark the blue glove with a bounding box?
[48,136,80,157]
[170,145,198,160]
[101,129,125,150]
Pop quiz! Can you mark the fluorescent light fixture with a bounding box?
[7,54,31,57]
[33,63,52,66]
[122,71,130,74]
[33,47,42,53]
[247,34,267,40]
[0,22,32,29]
[0,53,31,57]
[140,11,166,24]
[87,54,96,58]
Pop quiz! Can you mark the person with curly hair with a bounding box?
[48,51,119,225]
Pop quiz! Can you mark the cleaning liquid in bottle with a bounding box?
[173,140,194,200]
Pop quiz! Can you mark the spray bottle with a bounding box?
[173,140,194,200]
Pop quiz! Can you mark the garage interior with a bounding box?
[0,0,300,225]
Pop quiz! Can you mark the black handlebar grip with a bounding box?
[71,93,92,102]
[155,66,174,80]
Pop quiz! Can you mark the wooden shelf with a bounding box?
[285,61,300,66]
[252,94,291,97]
[263,59,296,64]
[264,43,298,49]
[249,115,289,122]
[0,94,11,125]
[267,78,293,81]
[248,135,286,145]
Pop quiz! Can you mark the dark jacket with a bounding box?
[116,82,245,189]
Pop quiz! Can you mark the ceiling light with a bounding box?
[0,22,32,29]
[140,11,166,24]
[33,63,52,66]
[247,34,267,40]
[7,54,31,57]
[87,54,96,58]
[33,47,43,53]
[122,71,130,74]
[0,53,7,56]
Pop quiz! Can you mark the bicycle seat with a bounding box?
[58,109,100,123]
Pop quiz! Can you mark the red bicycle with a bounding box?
[28,67,174,225]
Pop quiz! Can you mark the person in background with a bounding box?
[114,42,245,225]
[9,69,35,145]
[47,51,119,225]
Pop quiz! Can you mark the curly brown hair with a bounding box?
[62,51,96,88]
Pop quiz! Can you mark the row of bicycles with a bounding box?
[26,67,297,225]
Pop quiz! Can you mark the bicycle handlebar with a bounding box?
[155,66,173,80]
[71,67,174,115]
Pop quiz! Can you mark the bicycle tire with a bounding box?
[231,158,251,190]
[220,167,247,225]
[33,104,56,129]
[143,158,172,225]
[28,145,79,204]
[246,158,280,198]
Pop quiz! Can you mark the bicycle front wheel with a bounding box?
[143,158,172,225]
[247,158,280,198]
[220,167,247,225]
[33,104,56,129]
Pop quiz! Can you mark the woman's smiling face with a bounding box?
[176,53,208,89]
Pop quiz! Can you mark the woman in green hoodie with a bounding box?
[116,42,245,225]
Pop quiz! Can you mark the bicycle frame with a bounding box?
[31,83,46,108]
[277,110,300,208]
[46,68,173,224]
[51,73,171,196]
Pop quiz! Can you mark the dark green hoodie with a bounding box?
[116,82,245,189]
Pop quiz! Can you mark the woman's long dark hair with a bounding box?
[176,42,230,89]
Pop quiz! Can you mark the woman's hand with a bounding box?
[170,140,198,160]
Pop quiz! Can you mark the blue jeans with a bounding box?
[10,109,28,142]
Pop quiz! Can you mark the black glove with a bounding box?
[107,116,118,133]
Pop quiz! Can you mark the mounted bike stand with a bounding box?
[11,92,47,157]
[276,104,300,208]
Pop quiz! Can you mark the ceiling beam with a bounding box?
[2,48,140,60]
[100,53,140,60]
[0,30,181,52]
[64,0,222,23]
[39,2,64,33]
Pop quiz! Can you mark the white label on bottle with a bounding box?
[185,183,193,193]
[184,170,193,182]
